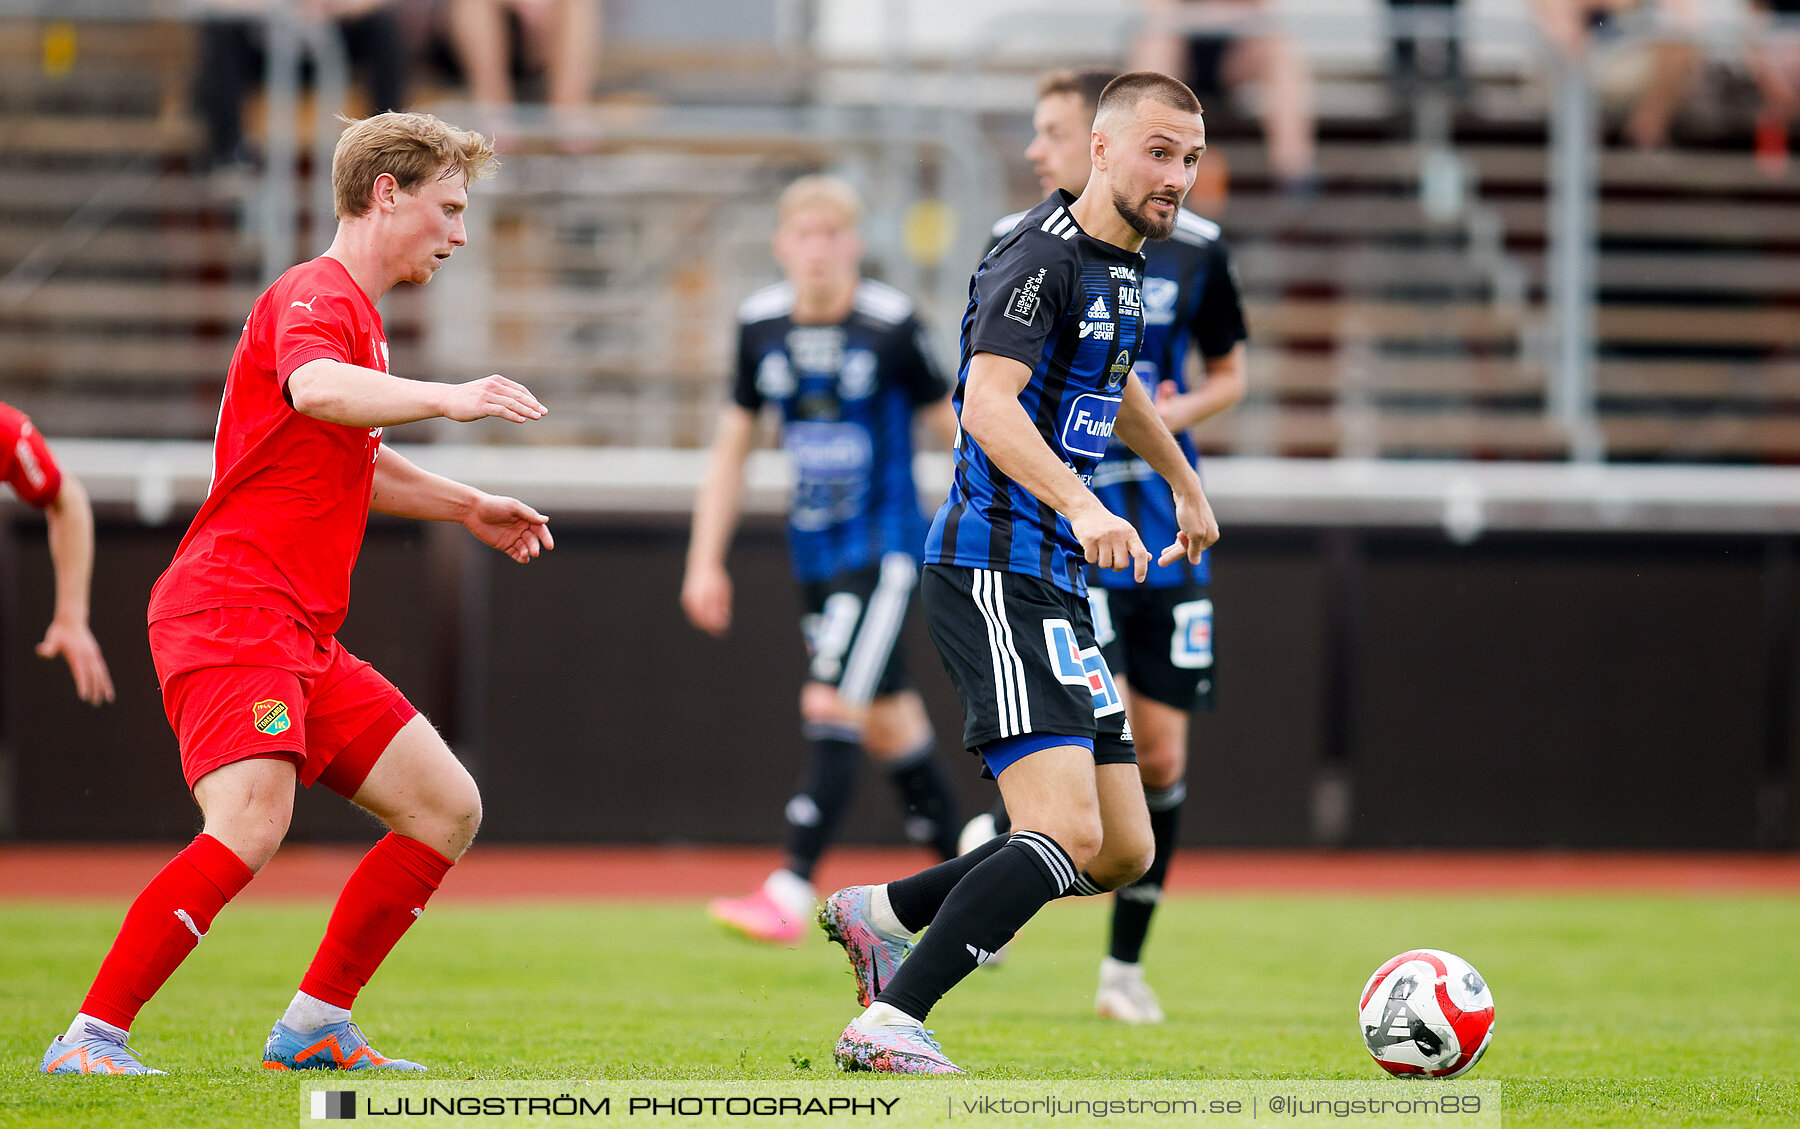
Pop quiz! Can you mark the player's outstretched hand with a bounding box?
[1072,505,1152,582]
[680,565,733,637]
[464,493,553,562]
[441,375,547,424]
[38,620,115,706]
[1158,489,1220,567]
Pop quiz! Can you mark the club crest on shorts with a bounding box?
[252,699,292,735]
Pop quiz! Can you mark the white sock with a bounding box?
[867,884,909,939]
[1100,956,1143,982]
[281,990,351,1033]
[763,869,816,918]
[860,1001,923,1029]
[65,1013,127,1043]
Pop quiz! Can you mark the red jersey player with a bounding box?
[0,402,114,706]
[41,112,553,1076]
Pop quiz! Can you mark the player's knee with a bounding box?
[435,777,483,859]
[1087,831,1154,890]
[231,820,291,872]
[202,792,293,872]
[1117,839,1155,887]
[799,682,837,721]
[862,694,930,759]
[392,765,482,860]
[1137,744,1186,791]
[1042,816,1104,873]
[800,682,864,731]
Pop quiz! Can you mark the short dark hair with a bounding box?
[1036,68,1118,113]
[1095,71,1203,121]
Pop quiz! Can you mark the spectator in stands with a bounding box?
[1388,0,1463,101]
[1531,0,1704,150]
[1131,0,1317,194]
[1,403,114,707]
[1747,0,1800,175]
[195,0,409,171]
[445,0,599,147]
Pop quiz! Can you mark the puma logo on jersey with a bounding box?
[12,425,47,489]
[290,296,319,311]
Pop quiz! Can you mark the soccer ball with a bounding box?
[1358,949,1495,1078]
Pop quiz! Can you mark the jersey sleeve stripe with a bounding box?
[851,280,915,326]
[991,210,1028,240]
[1170,211,1222,246]
[737,281,796,323]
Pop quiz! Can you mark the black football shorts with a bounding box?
[921,564,1134,766]
[1087,584,1216,713]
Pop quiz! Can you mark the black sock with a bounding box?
[782,726,862,882]
[886,744,961,860]
[876,831,1074,1021]
[1065,872,1107,897]
[885,834,1007,933]
[1108,782,1184,964]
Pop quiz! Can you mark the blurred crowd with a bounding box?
[1137,0,1800,190]
[185,0,1800,185]
[193,0,600,171]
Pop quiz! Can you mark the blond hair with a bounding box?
[332,111,498,220]
[777,174,863,228]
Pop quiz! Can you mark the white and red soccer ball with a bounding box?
[1359,949,1495,1078]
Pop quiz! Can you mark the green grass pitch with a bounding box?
[2,893,1796,1127]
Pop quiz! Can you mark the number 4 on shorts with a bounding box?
[1043,619,1124,717]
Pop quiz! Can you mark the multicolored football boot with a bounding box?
[709,886,807,946]
[833,1015,965,1075]
[817,885,914,1006]
[261,1020,426,1071]
[40,1028,166,1075]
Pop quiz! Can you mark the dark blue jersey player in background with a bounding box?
[683,175,964,946]
[973,67,1250,1025]
[817,72,1220,1075]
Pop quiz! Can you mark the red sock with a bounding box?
[81,833,255,1030]
[298,833,454,1009]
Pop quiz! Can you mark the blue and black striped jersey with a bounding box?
[1091,208,1246,589]
[925,191,1147,596]
[981,206,1246,589]
[735,278,950,583]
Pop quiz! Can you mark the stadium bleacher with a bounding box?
[2,2,1797,461]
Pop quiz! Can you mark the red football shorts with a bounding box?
[151,607,419,795]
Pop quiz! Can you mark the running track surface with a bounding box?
[2,845,1798,900]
